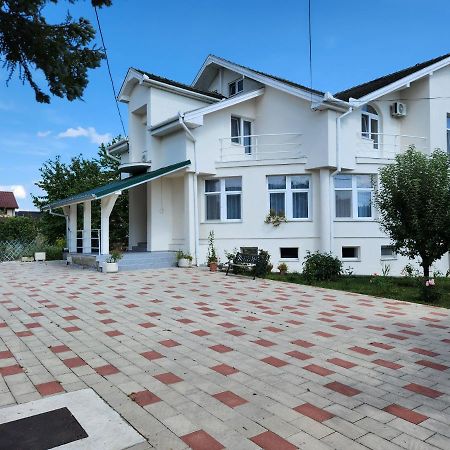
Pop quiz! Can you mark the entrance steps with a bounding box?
[118,251,177,271]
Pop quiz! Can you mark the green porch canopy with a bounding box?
[43,160,191,210]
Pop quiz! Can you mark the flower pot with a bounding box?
[178,258,191,268]
[21,256,34,263]
[102,262,119,273]
[209,261,218,272]
[34,252,46,262]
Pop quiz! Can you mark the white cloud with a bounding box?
[37,130,52,138]
[57,126,112,145]
[0,185,26,199]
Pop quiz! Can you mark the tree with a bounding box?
[375,146,450,277]
[32,137,128,247]
[0,0,111,103]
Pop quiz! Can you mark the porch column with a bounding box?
[68,204,77,253]
[184,173,196,262]
[100,193,120,255]
[319,169,332,253]
[83,201,92,254]
[62,206,70,251]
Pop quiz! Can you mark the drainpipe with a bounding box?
[323,93,354,254]
[48,207,70,251]
[178,112,200,267]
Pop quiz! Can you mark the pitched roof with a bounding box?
[0,191,18,209]
[132,68,225,100]
[204,55,325,96]
[335,53,450,101]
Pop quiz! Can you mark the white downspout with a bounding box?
[178,112,200,267]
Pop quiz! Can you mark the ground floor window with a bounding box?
[280,247,299,259]
[381,245,396,259]
[334,174,374,219]
[342,246,360,260]
[205,177,242,221]
[267,175,310,219]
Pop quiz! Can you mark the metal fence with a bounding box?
[0,239,39,262]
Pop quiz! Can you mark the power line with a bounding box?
[94,6,126,137]
[308,0,313,104]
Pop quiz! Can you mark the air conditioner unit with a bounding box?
[390,102,407,117]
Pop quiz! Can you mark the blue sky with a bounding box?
[1,0,449,210]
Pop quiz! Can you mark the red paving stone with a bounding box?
[291,339,314,348]
[153,372,183,384]
[209,344,233,353]
[384,404,428,424]
[36,381,64,396]
[105,330,123,337]
[159,339,180,347]
[213,391,248,408]
[285,350,313,360]
[261,356,289,367]
[95,364,120,376]
[294,403,335,422]
[181,430,224,450]
[373,359,403,370]
[130,390,161,406]
[191,329,210,336]
[327,357,357,369]
[211,364,239,376]
[0,350,13,359]
[141,351,164,361]
[253,339,276,347]
[251,431,298,450]
[0,365,23,377]
[404,383,444,398]
[416,359,449,371]
[63,357,87,368]
[349,346,376,355]
[325,381,361,397]
[409,347,439,357]
[303,364,334,376]
[139,322,156,328]
[50,345,70,353]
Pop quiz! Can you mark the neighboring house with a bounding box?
[0,191,18,217]
[45,53,450,274]
[15,211,42,220]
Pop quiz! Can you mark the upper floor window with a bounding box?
[447,115,450,154]
[361,105,379,149]
[267,175,310,219]
[229,78,244,97]
[231,116,252,154]
[334,174,374,219]
[205,177,242,221]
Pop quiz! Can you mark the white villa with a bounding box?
[45,53,450,274]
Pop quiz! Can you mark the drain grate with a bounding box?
[0,407,88,450]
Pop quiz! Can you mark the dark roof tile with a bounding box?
[0,191,18,209]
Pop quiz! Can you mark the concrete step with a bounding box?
[118,251,177,270]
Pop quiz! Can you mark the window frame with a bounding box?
[334,174,375,220]
[230,116,253,154]
[341,246,360,261]
[361,104,380,149]
[204,177,242,223]
[381,245,397,260]
[266,174,311,221]
[280,247,299,260]
[228,77,244,97]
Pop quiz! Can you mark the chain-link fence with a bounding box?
[0,239,39,262]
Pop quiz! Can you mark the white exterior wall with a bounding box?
[120,63,450,276]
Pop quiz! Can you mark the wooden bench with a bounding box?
[226,252,260,280]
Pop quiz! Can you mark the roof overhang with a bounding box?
[347,55,450,106]
[107,138,129,155]
[193,55,324,104]
[43,160,191,210]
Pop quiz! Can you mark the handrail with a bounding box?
[76,229,101,254]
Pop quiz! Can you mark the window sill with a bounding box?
[202,220,243,224]
[381,256,397,261]
[279,258,299,262]
[334,218,375,222]
[341,258,360,262]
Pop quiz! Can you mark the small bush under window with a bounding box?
[302,251,342,282]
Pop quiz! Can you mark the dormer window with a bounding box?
[361,105,379,149]
[229,78,244,97]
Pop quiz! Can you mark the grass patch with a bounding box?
[267,273,450,309]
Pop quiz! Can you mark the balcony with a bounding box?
[218,133,304,164]
[356,132,428,160]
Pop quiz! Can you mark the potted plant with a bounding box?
[264,209,287,227]
[277,262,288,275]
[102,250,122,273]
[176,250,193,268]
[34,251,46,262]
[207,231,218,272]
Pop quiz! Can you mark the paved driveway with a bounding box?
[0,262,449,450]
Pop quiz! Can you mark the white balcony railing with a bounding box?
[356,133,428,159]
[218,133,304,163]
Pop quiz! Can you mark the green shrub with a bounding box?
[0,216,39,241]
[302,251,342,282]
[253,249,271,278]
[43,245,64,261]
[419,279,442,303]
